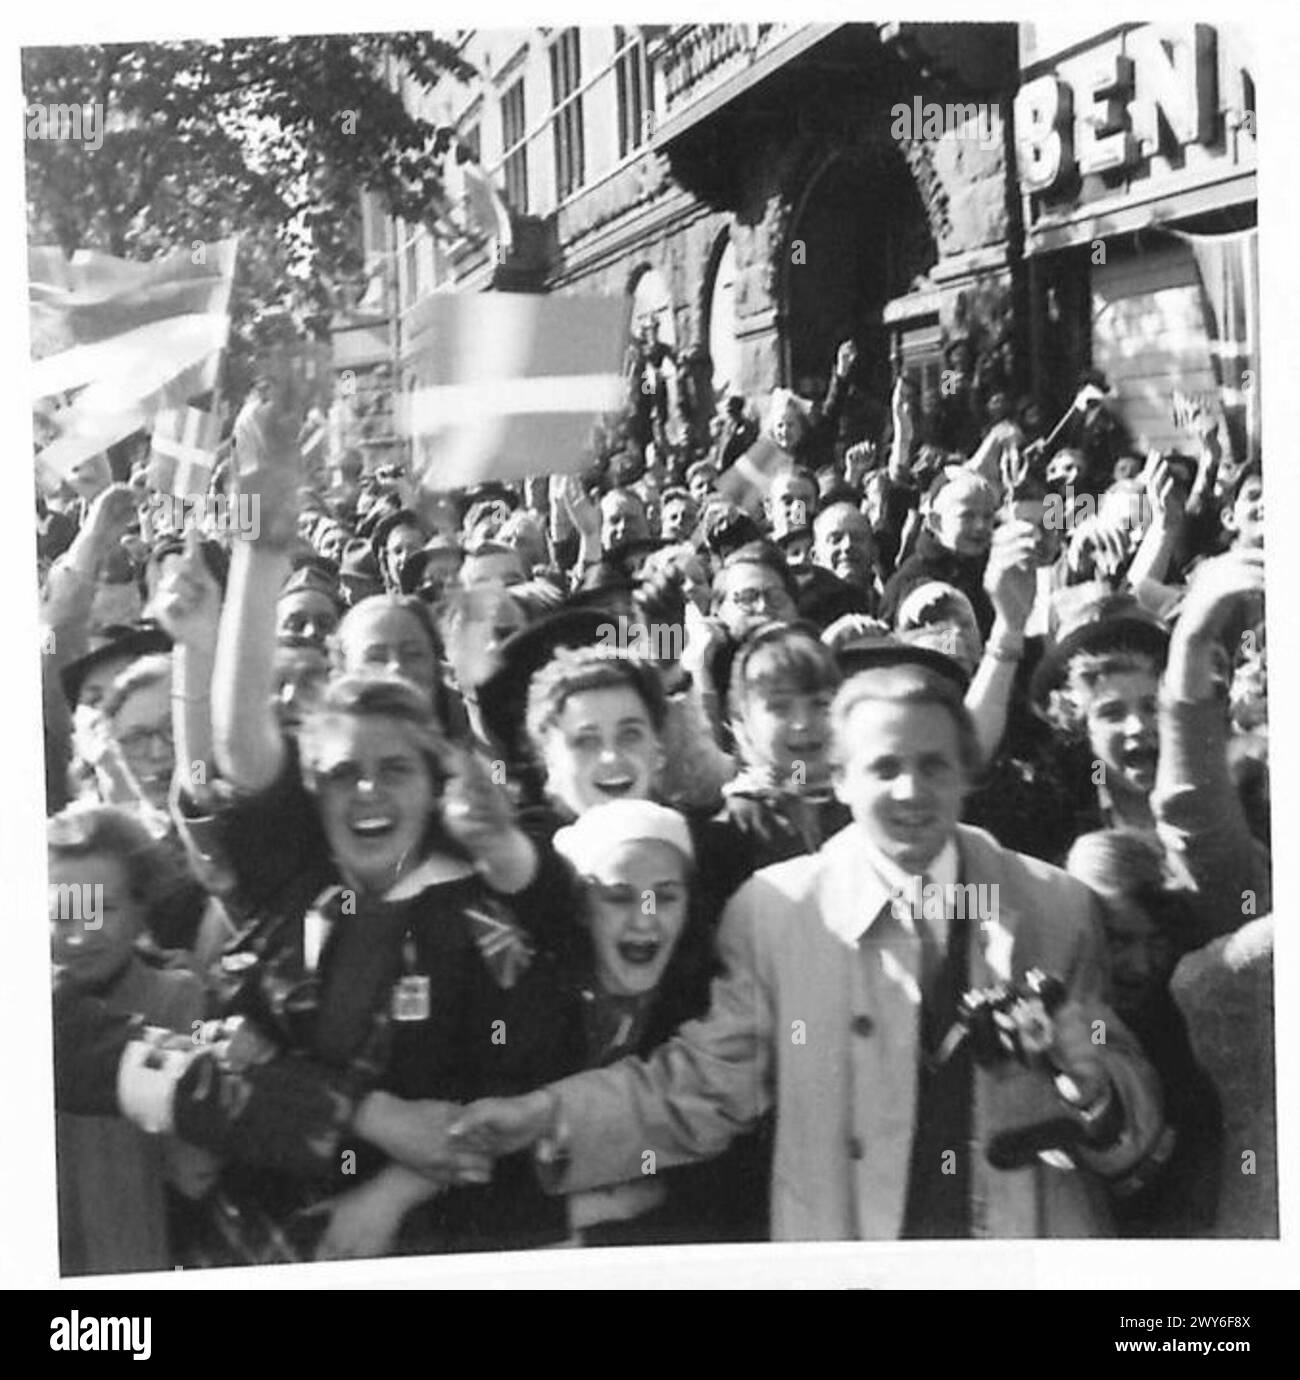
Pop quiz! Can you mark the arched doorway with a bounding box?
[628,265,677,350]
[782,150,936,403]
[705,233,740,398]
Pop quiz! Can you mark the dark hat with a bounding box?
[833,628,971,694]
[605,451,644,489]
[290,550,341,581]
[60,622,173,707]
[355,492,403,542]
[702,503,763,560]
[1029,585,1169,706]
[280,563,343,606]
[774,523,813,549]
[475,606,619,761]
[369,508,423,560]
[339,539,381,582]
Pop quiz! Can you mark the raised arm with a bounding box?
[149,528,223,806]
[558,473,602,585]
[42,482,138,663]
[1154,548,1270,937]
[210,384,304,793]
[966,519,1037,766]
[887,375,915,486]
[1127,454,1186,613]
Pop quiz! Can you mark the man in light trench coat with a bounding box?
[433,652,1168,1239]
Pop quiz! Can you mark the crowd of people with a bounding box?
[38,326,1273,1272]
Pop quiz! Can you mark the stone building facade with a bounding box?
[353,23,1029,457]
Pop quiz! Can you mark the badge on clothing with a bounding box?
[391,974,432,1023]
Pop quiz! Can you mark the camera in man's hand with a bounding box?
[951,968,1067,1069]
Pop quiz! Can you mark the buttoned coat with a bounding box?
[551,822,1166,1239]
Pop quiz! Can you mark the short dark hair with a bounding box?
[1224,461,1263,506]
[525,647,668,748]
[712,541,798,608]
[772,465,819,500]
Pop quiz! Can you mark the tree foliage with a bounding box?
[23,34,477,389]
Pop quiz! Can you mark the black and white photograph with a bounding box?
[4,2,1295,1296]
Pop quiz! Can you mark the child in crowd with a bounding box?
[49,804,217,1274]
[1065,829,1221,1236]
[880,469,999,637]
[1033,587,1168,837]
[695,621,846,917]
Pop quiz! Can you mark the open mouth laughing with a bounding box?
[1120,745,1158,781]
[617,938,662,967]
[349,812,399,842]
[592,773,638,801]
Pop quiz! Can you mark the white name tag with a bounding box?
[391,974,431,1023]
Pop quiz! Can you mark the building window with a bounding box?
[459,122,481,164]
[614,27,652,158]
[500,78,528,213]
[550,28,585,201]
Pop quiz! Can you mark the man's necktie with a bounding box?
[902,877,975,1240]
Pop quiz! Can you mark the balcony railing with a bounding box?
[655,23,790,119]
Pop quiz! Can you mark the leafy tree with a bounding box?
[23,34,477,391]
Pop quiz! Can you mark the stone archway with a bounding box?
[627,263,678,351]
[702,230,741,397]
[778,146,937,400]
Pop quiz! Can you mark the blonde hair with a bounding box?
[829,667,980,776]
[1066,829,1166,899]
[766,388,811,440]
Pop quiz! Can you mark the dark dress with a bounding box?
[516,797,776,1244]
[188,747,586,1261]
[564,884,773,1246]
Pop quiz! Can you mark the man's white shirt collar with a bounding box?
[824,833,960,947]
